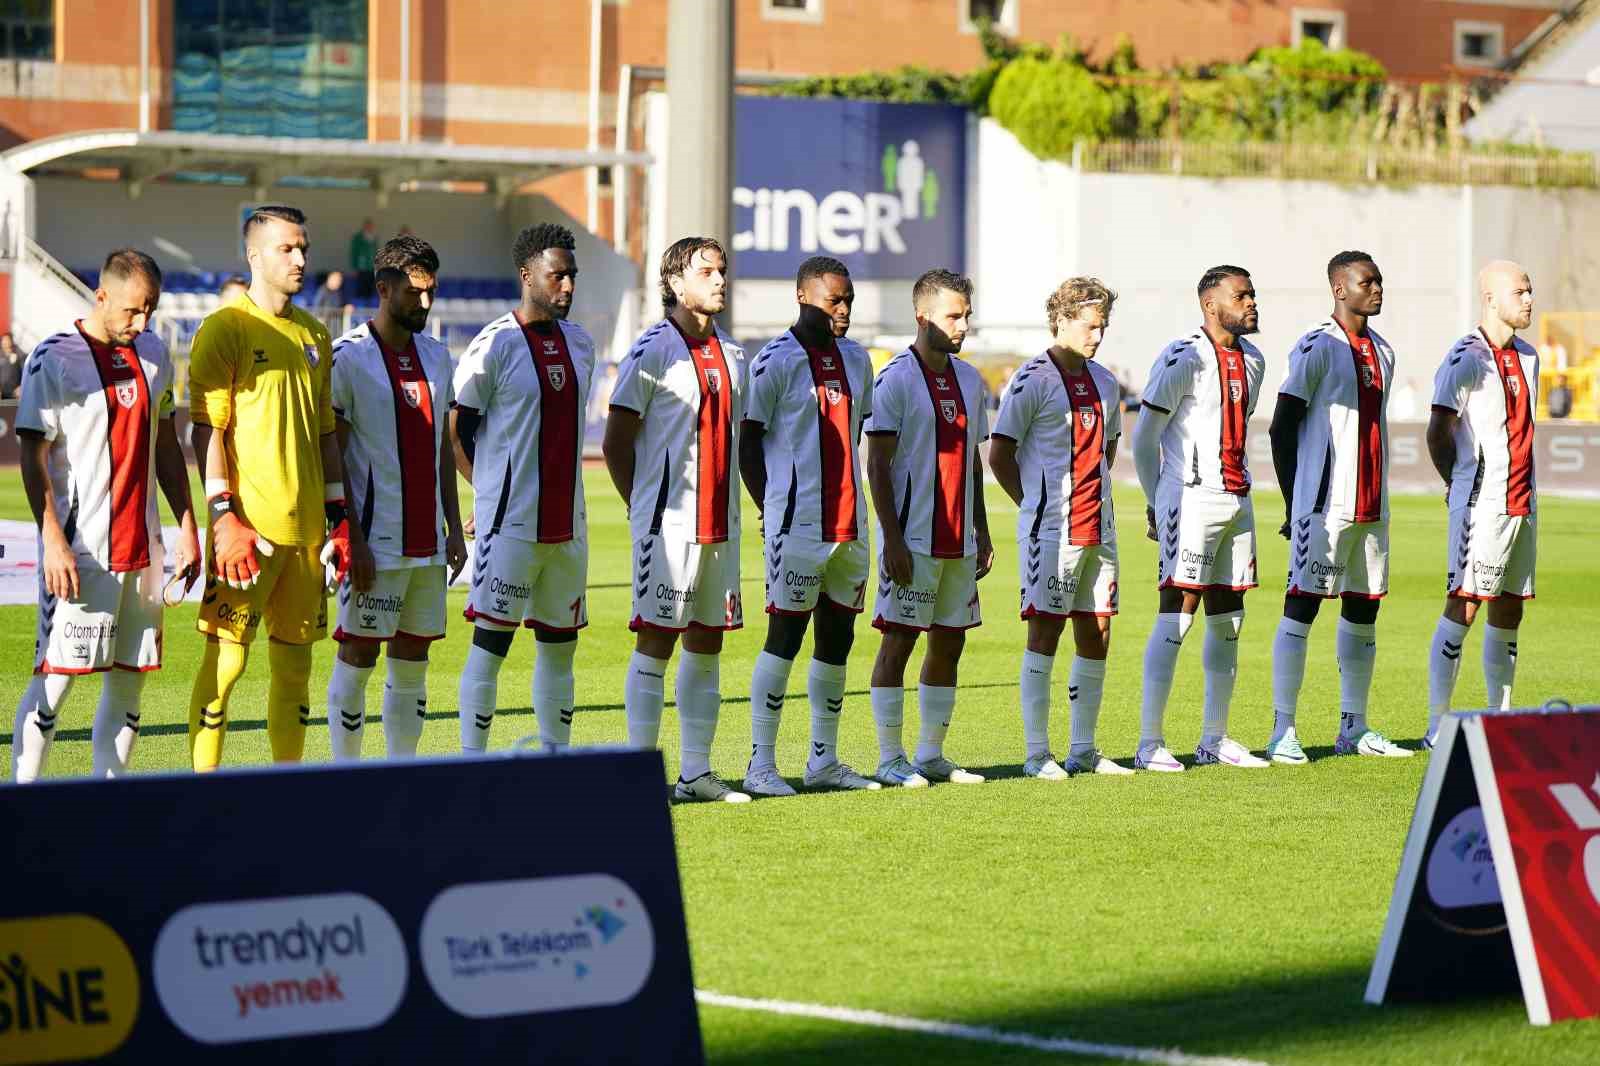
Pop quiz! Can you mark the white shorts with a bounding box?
[1020,539,1118,619]
[1448,509,1536,601]
[34,544,164,675]
[1287,512,1389,599]
[764,535,869,616]
[630,534,743,632]
[1155,484,1257,592]
[873,552,981,632]
[334,564,448,643]
[465,532,589,633]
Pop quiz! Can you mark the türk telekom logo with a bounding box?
[420,874,654,1018]
[151,893,407,1044]
[1547,774,1600,908]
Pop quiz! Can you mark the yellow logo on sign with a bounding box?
[0,915,138,1064]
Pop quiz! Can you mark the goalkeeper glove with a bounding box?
[210,495,273,590]
[320,493,351,591]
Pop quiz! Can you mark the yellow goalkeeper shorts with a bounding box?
[197,541,327,645]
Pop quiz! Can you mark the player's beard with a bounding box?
[529,292,570,321]
[1221,311,1259,337]
[398,307,430,334]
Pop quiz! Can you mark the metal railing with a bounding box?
[1075,140,1600,188]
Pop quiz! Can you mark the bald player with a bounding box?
[1423,261,1540,745]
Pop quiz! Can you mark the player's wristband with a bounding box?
[208,493,235,522]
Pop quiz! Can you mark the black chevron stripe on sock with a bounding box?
[297,705,311,726]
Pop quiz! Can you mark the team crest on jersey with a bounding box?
[1228,380,1243,403]
[401,380,422,409]
[1508,376,1521,397]
[114,381,137,409]
[939,398,957,423]
[303,344,320,369]
[1359,364,1374,387]
[705,368,722,393]
[1079,408,1094,429]
[825,379,843,406]
[546,364,567,391]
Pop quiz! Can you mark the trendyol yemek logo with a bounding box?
[734,138,941,257]
[1548,772,1600,908]
[420,874,655,1018]
[151,892,407,1044]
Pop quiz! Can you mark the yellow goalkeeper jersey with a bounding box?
[189,293,335,547]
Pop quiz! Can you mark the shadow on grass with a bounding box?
[701,965,1567,1066]
[4,681,1021,746]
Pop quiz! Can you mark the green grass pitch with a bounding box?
[1,469,1596,1065]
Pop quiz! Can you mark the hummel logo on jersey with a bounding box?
[114,381,137,409]
[1073,382,1088,396]
[935,376,949,390]
[401,380,422,409]
[543,340,559,356]
[546,364,567,391]
[253,349,268,364]
[110,351,128,369]
[825,379,843,406]
[821,355,835,370]
[398,353,412,370]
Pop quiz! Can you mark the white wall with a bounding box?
[1466,15,1600,154]
[968,120,1600,392]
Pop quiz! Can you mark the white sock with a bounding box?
[806,659,847,773]
[1427,617,1470,738]
[12,674,73,782]
[1067,655,1107,757]
[1139,612,1192,751]
[1201,611,1243,747]
[1337,618,1378,738]
[1271,617,1312,738]
[748,650,793,770]
[383,657,429,757]
[1019,649,1054,759]
[328,658,374,761]
[1483,624,1519,712]
[533,639,577,750]
[625,651,669,749]
[870,686,905,764]
[458,641,507,752]
[91,671,145,777]
[676,650,720,781]
[913,683,956,765]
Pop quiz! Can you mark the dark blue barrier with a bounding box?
[0,750,703,1064]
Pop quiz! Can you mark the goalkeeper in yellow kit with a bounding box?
[187,205,354,769]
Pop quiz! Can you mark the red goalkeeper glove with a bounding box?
[319,496,351,591]
[210,496,273,589]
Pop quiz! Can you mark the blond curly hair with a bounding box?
[1046,276,1117,334]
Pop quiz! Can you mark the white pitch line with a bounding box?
[695,990,1270,1066]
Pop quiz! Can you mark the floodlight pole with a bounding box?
[665,0,735,321]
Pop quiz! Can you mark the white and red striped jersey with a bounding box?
[1141,330,1265,495]
[331,322,455,568]
[611,318,746,544]
[454,312,595,545]
[992,353,1121,546]
[745,330,873,543]
[1431,329,1539,515]
[1280,320,1395,523]
[15,325,175,572]
[864,348,990,559]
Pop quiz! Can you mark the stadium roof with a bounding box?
[0,130,651,206]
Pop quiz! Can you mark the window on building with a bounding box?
[762,0,822,22]
[0,0,53,61]
[1454,21,1504,67]
[962,0,1017,35]
[173,0,368,139]
[1291,7,1346,50]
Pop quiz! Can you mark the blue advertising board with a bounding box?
[0,751,703,1064]
[733,96,967,279]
